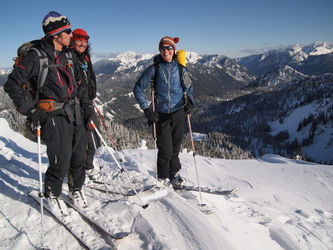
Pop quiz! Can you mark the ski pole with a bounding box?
[90,130,116,201]
[36,122,45,248]
[187,114,204,206]
[90,121,149,209]
[93,103,145,189]
[150,83,158,184]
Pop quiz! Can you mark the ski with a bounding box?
[29,190,116,249]
[178,186,238,196]
[87,182,156,196]
[62,192,131,240]
[174,186,238,215]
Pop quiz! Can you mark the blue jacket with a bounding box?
[133,56,193,114]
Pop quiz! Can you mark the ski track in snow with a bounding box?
[1,118,333,250]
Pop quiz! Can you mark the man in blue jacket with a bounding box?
[133,36,193,188]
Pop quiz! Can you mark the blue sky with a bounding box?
[0,0,332,68]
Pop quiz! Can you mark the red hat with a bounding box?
[72,28,90,42]
[159,36,179,51]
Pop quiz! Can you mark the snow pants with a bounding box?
[84,109,101,171]
[42,111,86,197]
[156,108,186,179]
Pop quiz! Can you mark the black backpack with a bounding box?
[13,40,75,137]
[14,40,74,102]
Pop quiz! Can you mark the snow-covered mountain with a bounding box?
[93,51,155,74]
[0,67,12,75]
[253,65,308,89]
[0,68,12,86]
[1,118,332,249]
[236,42,333,76]
[93,50,256,94]
[251,65,333,90]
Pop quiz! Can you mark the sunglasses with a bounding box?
[159,45,174,51]
[63,29,72,34]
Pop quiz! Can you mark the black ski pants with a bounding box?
[42,113,86,196]
[85,109,101,171]
[156,108,185,179]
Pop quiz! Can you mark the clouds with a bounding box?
[91,52,120,62]
[239,44,299,56]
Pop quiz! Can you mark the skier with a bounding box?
[70,28,101,181]
[4,11,90,208]
[133,36,194,188]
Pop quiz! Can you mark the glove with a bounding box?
[27,108,47,124]
[184,102,194,114]
[83,105,94,122]
[144,108,159,124]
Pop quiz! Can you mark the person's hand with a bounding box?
[27,108,47,124]
[144,107,159,123]
[83,105,94,128]
[184,102,194,114]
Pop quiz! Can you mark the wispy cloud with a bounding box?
[92,52,120,59]
[240,44,298,55]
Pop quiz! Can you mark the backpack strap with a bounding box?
[151,63,159,90]
[150,62,189,106]
[151,62,184,90]
[65,51,75,79]
[30,47,48,102]
[30,47,75,102]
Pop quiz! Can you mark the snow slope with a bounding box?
[0,118,332,250]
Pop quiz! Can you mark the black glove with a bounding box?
[83,105,94,127]
[27,108,47,124]
[144,108,159,124]
[184,102,194,114]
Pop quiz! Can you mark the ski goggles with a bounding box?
[159,45,174,51]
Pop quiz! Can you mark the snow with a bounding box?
[1,117,333,250]
[106,51,155,73]
[269,100,333,163]
[307,42,333,56]
[0,68,12,75]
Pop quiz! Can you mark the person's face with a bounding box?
[54,29,72,49]
[159,44,174,62]
[73,40,88,54]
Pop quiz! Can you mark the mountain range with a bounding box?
[0,41,332,164]
[236,41,333,76]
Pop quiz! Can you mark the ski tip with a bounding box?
[142,204,149,209]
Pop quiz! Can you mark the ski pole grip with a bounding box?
[36,128,41,137]
[36,121,41,137]
[90,120,97,130]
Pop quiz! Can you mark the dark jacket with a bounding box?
[73,50,97,103]
[4,38,85,115]
[133,55,193,114]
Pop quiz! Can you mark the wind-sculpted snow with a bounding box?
[0,118,333,249]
